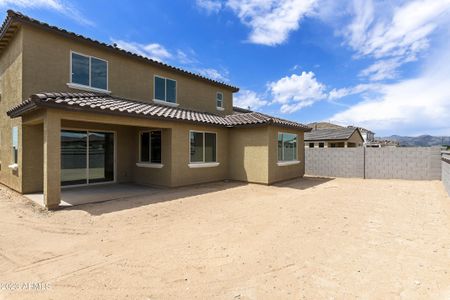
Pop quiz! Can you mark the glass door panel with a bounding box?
[88,131,114,183]
[61,130,88,186]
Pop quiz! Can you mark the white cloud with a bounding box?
[196,0,222,14]
[265,71,382,113]
[233,90,268,110]
[194,67,229,82]
[269,71,326,113]
[111,40,172,62]
[328,83,380,100]
[0,0,93,26]
[226,0,317,46]
[344,0,450,80]
[176,49,198,65]
[359,58,402,81]
[330,44,450,135]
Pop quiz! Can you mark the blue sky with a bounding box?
[1,0,450,137]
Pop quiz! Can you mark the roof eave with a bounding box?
[6,98,228,127]
[7,101,39,118]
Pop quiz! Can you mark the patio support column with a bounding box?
[43,111,61,209]
[345,142,348,148]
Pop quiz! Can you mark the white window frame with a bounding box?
[277,132,300,166]
[8,126,19,170]
[68,51,111,94]
[137,130,163,168]
[153,75,179,107]
[188,130,219,168]
[216,92,224,111]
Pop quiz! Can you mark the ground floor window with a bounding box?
[330,142,345,148]
[278,132,297,161]
[61,130,114,186]
[319,142,324,148]
[309,142,314,148]
[190,131,217,163]
[12,126,18,164]
[140,130,162,164]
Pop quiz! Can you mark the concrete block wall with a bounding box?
[443,154,450,196]
[305,148,364,178]
[365,147,441,180]
[305,147,442,180]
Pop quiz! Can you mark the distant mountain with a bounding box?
[380,135,450,147]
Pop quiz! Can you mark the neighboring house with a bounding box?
[372,139,400,148]
[348,126,375,145]
[304,128,364,148]
[0,10,311,209]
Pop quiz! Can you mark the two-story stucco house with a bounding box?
[0,10,311,209]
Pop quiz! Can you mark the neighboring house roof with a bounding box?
[305,128,363,141]
[307,122,344,130]
[7,93,311,131]
[232,106,252,114]
[348,125,374,134]
[0,10,239,92]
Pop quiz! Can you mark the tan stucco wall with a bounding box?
[133,127,172,187]
[268,127,305,184]
[228,127,269,184]
[347,131,364,146]
[21,24,234,116]
[22,123,43,193]
[169,123,229,187]
[0,28,23,192]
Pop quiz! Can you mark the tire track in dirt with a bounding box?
[0,220,89,235]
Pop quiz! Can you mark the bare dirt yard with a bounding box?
[1,177,450,299]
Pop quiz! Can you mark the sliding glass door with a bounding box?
[61,130,114,186]
[88,132,114,183]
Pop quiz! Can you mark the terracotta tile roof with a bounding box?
[7,93,310,131]
[226,111,311,130]
[305,128,362,141]
[0,10,239,92]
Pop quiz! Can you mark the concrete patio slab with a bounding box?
[25,183,160,207]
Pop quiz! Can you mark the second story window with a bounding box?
[216,92,223,109]
[71,52,108,91]
[154,76,176,104]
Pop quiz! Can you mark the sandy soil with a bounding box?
[1,177,450,300]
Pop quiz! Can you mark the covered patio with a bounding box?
[15,97,177,209]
